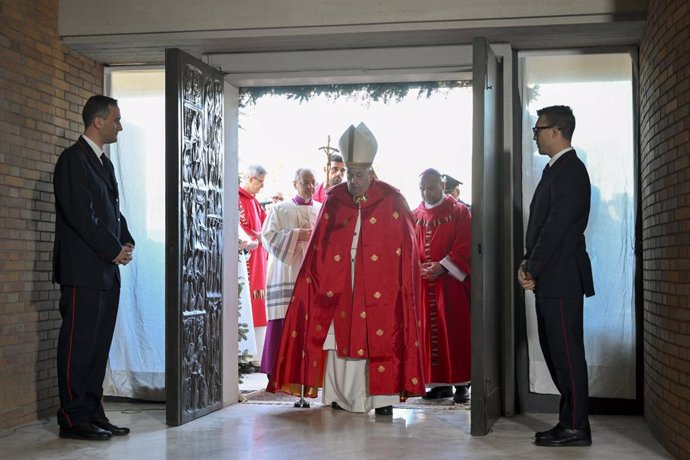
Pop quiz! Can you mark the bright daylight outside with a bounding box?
[237,86,473,209]
[237,84,473,396]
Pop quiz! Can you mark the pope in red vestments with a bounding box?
[413,169,472,403]
[268,124,426,413]
[238,166,269,363]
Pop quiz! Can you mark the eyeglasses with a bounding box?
[252,176,265,184]
[532,125,555,135]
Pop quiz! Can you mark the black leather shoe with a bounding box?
[93,419,130,436]
[330,402,344,410]
[422,386,453,400]
[453,385,470,404]
[59,422,112,441]
[534,425,592,447]
[535,423,561,440]
[374,405,393,416]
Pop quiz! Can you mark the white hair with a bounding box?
[246,164,267,177]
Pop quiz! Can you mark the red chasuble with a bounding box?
[267,180,426,399]
[412,195,472,384]
[239,187,268,327]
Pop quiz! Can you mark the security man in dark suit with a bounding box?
[518,105,595,447]
[53,95,135,440]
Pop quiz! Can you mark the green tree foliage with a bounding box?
[239,81,472,108]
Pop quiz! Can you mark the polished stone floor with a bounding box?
[0,397,672,460]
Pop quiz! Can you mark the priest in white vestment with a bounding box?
[260,168,321,375]
[237,226,258,363]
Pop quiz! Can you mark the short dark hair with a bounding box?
[536,105,575,141]
[82,95,118,128]
[330,153,344,163]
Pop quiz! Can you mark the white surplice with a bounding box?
[262,200,321,321]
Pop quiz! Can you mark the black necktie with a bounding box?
[100,154,115,186]
[542,163,550,178]
[100,153,113,175]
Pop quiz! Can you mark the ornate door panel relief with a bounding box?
[166,48,224,425]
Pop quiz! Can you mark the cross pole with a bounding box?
[318,135,339,185]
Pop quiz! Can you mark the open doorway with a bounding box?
[236,84,474,411]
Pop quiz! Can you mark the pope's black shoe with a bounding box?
[534,425,592,447]
[93,419,130,436]
[453,385,470,404]
[330,402,344,411]
[422,386,453,400]
[59,422,112,441]
[374,405,393,416]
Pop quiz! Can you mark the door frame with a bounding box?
[212,43,513,432]
[470,37,505,435]
[174,43,513,429]
[512,46,643,415]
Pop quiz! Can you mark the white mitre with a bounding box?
[338,122,378,167]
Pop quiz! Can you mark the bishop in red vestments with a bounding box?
[238,165,269,364]
[268,123,425,415]
[413,169,472,403]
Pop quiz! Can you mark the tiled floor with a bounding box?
[0,388,672,460]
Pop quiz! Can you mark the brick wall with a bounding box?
[0,0,103,428]
[639,0,690,457]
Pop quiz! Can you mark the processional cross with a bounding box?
[318,135,339,185]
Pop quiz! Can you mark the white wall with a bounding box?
[222,82,240,406]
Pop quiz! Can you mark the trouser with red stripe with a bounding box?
[56,283,120,427]
[535,296,590,431]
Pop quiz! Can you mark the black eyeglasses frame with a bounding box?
[532,125,556,135]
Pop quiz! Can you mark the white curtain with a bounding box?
[520,53,636,399]
[104,69,166,400]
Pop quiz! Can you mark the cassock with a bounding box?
[267,180,426,403]
[413,194,472,385]
[238,187,268,361]
[260,196,321,375]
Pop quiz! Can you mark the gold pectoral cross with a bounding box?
[353,195,368,205]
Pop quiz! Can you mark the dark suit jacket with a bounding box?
[52,136,134,289]
[525,149,595,299]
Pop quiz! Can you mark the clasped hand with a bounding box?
[517,260,536,290]
[297,227,312,242]
[239,239,259,251]
[420,261,444,281]
[113,243,134,265]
